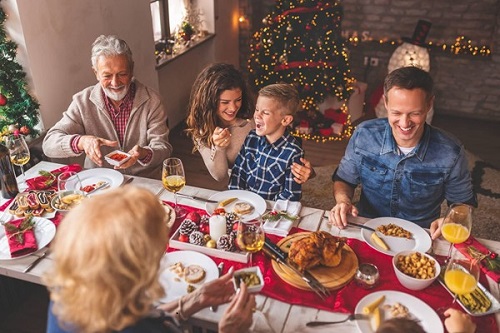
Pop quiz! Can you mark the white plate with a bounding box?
[4,192,57,219]
[206,190,267,221]
[158,250,218,303]
[0,217,56,260]
[355,290,443,333]
[74,168,124,194]
[361,217,432,256]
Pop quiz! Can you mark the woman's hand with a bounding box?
[212,127,231,148]
[291,157,315,184]
[219,282,256,333]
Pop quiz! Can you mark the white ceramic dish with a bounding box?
[361,217,432,256]
[158,250,218,303]
[205,190,267,221]
[104,150,131,167]
[355,290,443,333]
[0,217,56,260]
[393,250,441,290]
[233,266,264,293]
[51,190,88,212]
[73,169,124,194]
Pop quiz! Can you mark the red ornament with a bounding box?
[300,47,306,53]
[490,252,498,259]
[303,84,311,91]
[185,211,201,224]
[20,126,30,135]
[13,129,20,136]
[305,24,312,31]
[178,234,189,242]
[232,222,239,231]
[199,223,210,234]
[0,93,7,106]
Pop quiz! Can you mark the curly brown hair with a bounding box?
[185,63,254,150]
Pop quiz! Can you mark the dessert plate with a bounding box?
[158,250,218,303]
[361,217,432,256]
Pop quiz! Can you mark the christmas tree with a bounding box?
[248,0,355,142]
[0,1,40,140]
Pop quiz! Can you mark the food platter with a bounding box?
[4,191,57,219]
[271,232,358,290]
[72,168,124,194]
[158,250,218,303]
[361,217,432,256]
[206,190,267,221]
[0,217,55,260]
[355,290,443,333]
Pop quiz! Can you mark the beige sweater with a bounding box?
[43,81,172,179]
[197,120,254,183]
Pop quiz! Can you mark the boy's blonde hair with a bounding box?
[258,83,300,116]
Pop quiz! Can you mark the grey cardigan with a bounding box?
[43,80,172,179]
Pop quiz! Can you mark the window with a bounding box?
[150,0,187,42]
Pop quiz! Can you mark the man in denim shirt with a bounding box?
[328,67,477,237]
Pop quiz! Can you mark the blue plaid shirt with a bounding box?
[229,129,303,201]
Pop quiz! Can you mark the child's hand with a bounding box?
[212,127,231,148]
[444,308,476,333]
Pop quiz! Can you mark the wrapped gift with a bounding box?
[319,128,333,136]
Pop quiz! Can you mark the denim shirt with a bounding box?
[334,118,477,228]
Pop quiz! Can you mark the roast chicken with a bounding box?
[288,231,346,271]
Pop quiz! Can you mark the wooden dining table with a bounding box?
[1,161,499,333]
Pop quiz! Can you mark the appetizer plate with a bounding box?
[4,192,57,219]
[361,217,432,256]
[74,168,124,194]
[0,217,56,260]
[355,290,443,333]
[206,190,267,221]
[158,250,218,303]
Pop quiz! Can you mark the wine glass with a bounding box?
[236,217,265,267]
[442,256,480,310]
[441,203,473,260]
[6,135,30,186]
[162,157,186,218]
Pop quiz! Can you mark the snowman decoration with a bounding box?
[375,20,434,124]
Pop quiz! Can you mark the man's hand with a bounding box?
[444,308,476,333]
[430,217,444,240]
[291,157,315,184]
[329,201,358,229]
[79,135,118,166]
[114,145,147,170]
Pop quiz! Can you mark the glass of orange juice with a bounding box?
[441,203,473,260]
[443,256,480,308]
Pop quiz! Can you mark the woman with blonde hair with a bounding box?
[185,63,314,184]
[45,186,255,333]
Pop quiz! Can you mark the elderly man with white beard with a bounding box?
[43,35,172,179]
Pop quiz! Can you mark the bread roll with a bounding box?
[233,201,254,215]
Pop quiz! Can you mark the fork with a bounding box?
[306,313,368,327]
[227,118,250,129]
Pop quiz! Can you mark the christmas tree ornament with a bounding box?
[262,18,268,25]
[20,126,30,135]
[317,39,323,46]
[0,93,7,106]
[286,25,293,33]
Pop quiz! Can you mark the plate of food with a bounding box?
[361,217,432,256]
[73,168,124,194]
[0,217,56,260]
[158,250,218,303]
[205,190,267,221]
[4,191,57,219]
[355,290,443,333]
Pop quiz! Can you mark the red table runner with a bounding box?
[166,203,498,333]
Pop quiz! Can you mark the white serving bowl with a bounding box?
[51,190,88,213]
[105,150,131,166]
[393,250,441,291]
[233,266,264,293]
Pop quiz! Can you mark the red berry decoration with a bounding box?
[178,234,189,242]
[185,211,201,224]
[0,93,7,106]
[20,126,30,135]
[490,252,498,259]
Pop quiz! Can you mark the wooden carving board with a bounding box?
[272,232,359,291]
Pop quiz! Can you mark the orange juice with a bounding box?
[444,269,477,295]
[441,223,470,244]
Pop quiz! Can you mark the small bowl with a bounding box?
[105,150,131,166]
[233,266,264,293]
[393,250,441,291]
[51,190,88,212]
[355,263,380,289]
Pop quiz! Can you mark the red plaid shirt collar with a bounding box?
[102,82,136,145]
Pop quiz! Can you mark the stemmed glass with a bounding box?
[236,217,265,267]
[6,135,30,186]
[442,255,480,310]
[440,203,473,260]
[162,158,186,218]
[57,171,82,192]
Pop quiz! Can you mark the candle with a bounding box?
[209,215,226,242]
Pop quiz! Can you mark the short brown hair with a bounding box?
[258,83,300,116]
[384,66,434,103]
[376,318,426,333]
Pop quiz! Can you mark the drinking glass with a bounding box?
[162,157,186,218]
[57,171,82,192]
[441,203,473,260]
[236,217,265,267]
[6,135,30,186]
[442,256,480,310]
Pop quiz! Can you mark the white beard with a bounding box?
[102,85,129,102]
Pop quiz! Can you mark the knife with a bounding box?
[176,193,218,204]
[347,221,377,232]
[210,262,225,312]
[23,251,48,273]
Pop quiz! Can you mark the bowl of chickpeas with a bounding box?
[393,250,441,290]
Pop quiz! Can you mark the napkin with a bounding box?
[26,164,82,190]
[4,217,38,258]
[263,200,301,237]
[455,236,500,282]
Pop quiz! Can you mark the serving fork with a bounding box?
[306,313,368,327]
